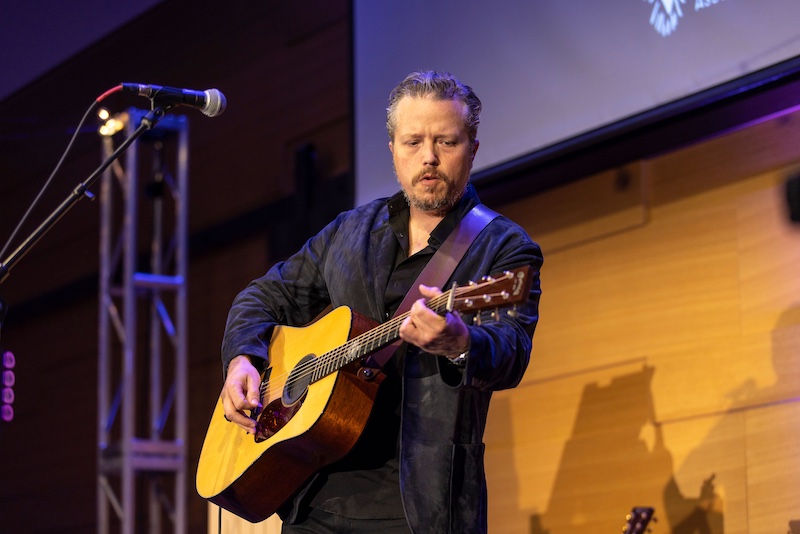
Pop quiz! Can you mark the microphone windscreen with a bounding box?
[203,89,227,117]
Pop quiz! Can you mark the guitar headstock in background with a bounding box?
[622,507,655,533]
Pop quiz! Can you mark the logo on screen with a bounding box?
[644,0,686,36]
[645,0,728,36]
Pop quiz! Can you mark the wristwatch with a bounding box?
[448,343,469,366]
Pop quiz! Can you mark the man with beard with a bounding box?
[220,70,543,533]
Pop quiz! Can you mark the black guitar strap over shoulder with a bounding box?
[394,203,499,316]
[364,203,500,370]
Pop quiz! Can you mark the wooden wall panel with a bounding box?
[485,358,656,534]
[483,109,800,533]
[660,413,744,534]
[209,505,282,534]
[499,163,648,253]
[746,403,800,533]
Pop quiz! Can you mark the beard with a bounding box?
[399,168,466,215]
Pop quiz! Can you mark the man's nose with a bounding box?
[421,141,439,165]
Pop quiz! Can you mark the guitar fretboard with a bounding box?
[282,267,527,389]
[309,293,452,382]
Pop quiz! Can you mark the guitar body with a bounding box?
[196,306,384,522]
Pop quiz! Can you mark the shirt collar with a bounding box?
[386,183,480,248]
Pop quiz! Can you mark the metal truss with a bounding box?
[97,108,188,534]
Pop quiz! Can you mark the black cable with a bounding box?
[0,85,122,259]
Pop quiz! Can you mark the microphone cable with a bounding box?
[0,84,123,262]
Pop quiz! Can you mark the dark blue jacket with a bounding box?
[222,185,542,533]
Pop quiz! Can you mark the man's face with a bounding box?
[389,96,479,215]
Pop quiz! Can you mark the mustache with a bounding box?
[412,168,450,185]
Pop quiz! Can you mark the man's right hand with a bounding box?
[221,355,262,433]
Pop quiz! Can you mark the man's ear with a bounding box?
[389,140,394,155]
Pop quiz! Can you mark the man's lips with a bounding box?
[415,172,442,185]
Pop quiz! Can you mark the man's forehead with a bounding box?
[394,96,468,127]
[396,94,467,110]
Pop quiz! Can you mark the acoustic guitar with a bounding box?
[196,266,533,522]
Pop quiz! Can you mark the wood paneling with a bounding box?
[482,108,800,533]
[499,162,648,253]
[209,505,282,534]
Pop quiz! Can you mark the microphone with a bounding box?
[121,83,227,117]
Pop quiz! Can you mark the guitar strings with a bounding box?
[266,275,509,392]
[279,300,435,387]
[265,291,454,393]
[260,308,410,401]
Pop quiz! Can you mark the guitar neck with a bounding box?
[307,267,531,383]
[308,305,413,382]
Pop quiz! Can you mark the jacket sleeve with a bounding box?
[442,218,543,391]
[220,215,344,377]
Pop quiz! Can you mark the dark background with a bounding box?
[0,2,353,532]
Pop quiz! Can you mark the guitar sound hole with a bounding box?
[253,354,315,443]
[283,354,315,406]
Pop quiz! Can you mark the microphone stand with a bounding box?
[0,106,167,286]
[0,104,168,435]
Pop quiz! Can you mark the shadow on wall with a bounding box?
[529,366,724,534]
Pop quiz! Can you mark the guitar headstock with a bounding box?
[622,507,655,534]
[441,265,533,315]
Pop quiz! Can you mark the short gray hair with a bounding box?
[386,70,481,146]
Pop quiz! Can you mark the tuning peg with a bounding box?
[472,315,482,326]
[507,306,519,318]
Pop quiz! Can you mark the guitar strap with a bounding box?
[364,202,500,370]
